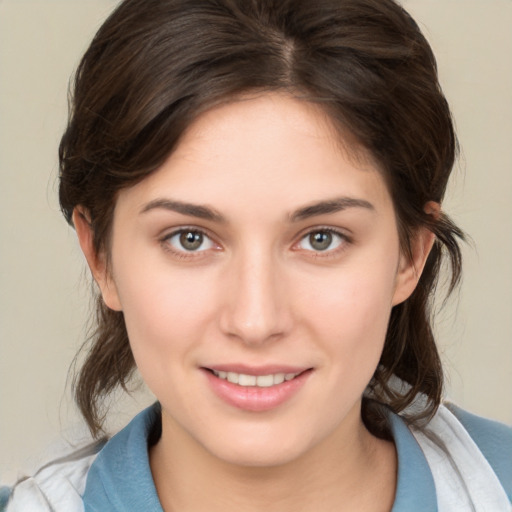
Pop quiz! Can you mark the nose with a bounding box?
[219,246,291,346]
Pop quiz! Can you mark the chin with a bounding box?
[212,441,308,469]
[197,421,321,469]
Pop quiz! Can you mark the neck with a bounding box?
[149,406,397,512]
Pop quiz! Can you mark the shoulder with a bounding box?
[2,440,105,512]
[402,402,512,509]
[445,402,512,500]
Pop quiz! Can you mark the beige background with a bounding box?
[1,0,511,484]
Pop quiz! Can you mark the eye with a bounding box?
[164,229,215,253]
[297,229,344,252]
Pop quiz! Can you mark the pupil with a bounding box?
[310,231,332,251]
[180,231,202,250]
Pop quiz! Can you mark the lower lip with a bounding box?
[203,369,312,412]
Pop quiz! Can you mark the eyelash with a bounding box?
[293,227,351,258]
[159,227,219,260]
[159,226,351,260]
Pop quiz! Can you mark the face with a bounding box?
[85,94,424,467]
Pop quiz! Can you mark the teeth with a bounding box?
[212,370,300,387]
[274,373,285,385]
[239,374,256,386]
[227,372,239,384]
[256,375,273,387]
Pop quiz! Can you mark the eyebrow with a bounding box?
[140,196,374,223]
[140,199,226,223]
[289,197,375,222]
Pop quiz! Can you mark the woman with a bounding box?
[3,0,511,510]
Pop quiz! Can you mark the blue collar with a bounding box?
[387,411,437,511]
[83,405,164,512]
[83,403,437,511]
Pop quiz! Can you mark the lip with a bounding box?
[202,366,313,412]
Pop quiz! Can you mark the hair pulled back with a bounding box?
[59,0,463,437]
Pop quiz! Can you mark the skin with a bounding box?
[75,93,435,511]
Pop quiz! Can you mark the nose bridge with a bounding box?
[220,242,288,344]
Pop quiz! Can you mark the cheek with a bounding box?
[297,250,399,378]
[302,261,397,335]
[111,257,219,375]
[322,281,391,373]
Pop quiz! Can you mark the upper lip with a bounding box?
[202,364,311,376]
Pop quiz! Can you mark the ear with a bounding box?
[73,207,122,311]
[392,202,438,306]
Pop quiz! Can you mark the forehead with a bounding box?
[115,93,394,220]
[182,92,376,170]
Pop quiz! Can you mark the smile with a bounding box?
[205,367,312,411]
[211,370,301,387]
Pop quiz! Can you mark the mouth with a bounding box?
[202,366,312,411]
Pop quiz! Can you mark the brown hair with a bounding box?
[59,0,463,438]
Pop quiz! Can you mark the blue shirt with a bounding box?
[82,403,512,511]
